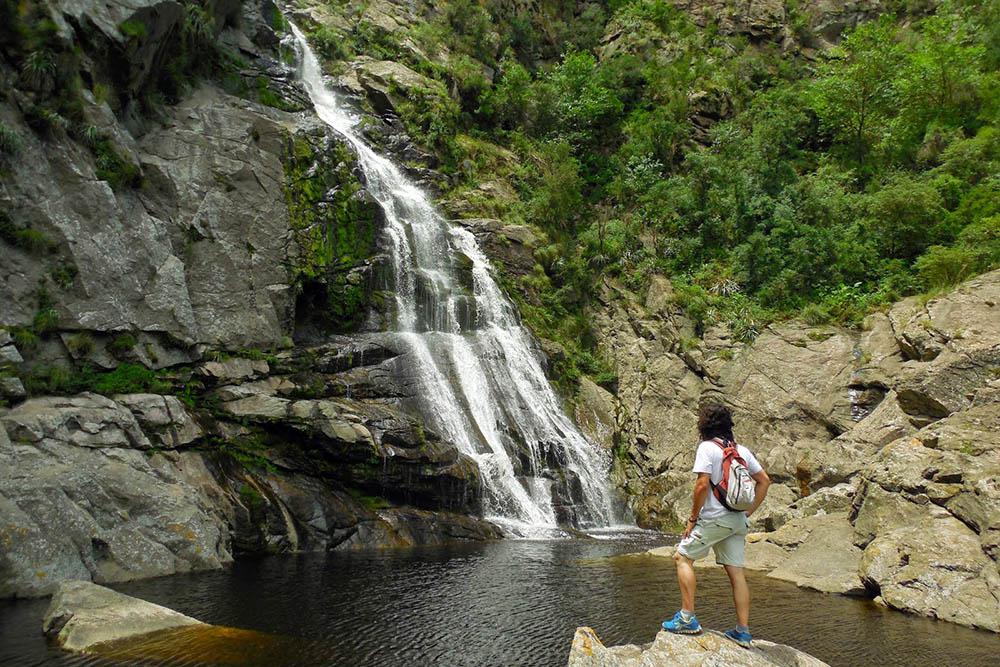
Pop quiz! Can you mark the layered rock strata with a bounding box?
[601,270,1000,631]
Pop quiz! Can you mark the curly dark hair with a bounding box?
[698,403,735,442]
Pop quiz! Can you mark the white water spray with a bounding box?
[290,25,620,535]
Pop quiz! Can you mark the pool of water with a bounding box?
[4,534,999,666]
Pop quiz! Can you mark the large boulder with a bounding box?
[748,512,866,596]
[41,580,323,660]
[591,281,702,481]
[567,627,829,667]
[355,58,449,118]
[42,580,202,652]
[0,83,298,347]
[112,393,203,448]
[137,86,298,347]
[0,435,233,597]
[716,324,857,488]
[886,272,1000,423]
[848,403,1000,631]
[573,377,618,450]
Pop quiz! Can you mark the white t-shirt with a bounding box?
[692,439,763,520]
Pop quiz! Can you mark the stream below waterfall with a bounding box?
[4,535,1000,667]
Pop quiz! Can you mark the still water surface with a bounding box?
[3,535,999,666]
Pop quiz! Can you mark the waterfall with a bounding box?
[290,25,620,536]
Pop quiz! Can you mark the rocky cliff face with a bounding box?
[583,269,1000,631]
[0,0,500,599]
[2,0,994,640]
[0,336,500,598]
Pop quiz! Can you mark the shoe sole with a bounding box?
[662,626,702,635]
[727,637,752,648]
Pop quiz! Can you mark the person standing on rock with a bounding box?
[662,403,771,648]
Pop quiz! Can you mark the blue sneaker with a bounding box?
[724,627,753,648]
[662,610,702,634]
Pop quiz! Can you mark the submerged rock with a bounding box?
[567,627,829,667]
[41,580,329,663]
[43,580,202,652]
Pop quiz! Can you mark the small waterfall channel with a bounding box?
[290,25,621,536]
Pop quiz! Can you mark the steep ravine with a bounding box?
[1,0,505,598]
[569,270,1000,633]
[1,0,998,643]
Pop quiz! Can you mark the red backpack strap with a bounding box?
[710,438,731,504]
[712,437,734,451]
[710,438,746,509]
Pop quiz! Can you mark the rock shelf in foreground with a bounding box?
[42,580,203,651]
[567,627,829,667]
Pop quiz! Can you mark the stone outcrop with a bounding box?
[850,404,1000,631]
[42,580,322,661]
[0,0,507,601]
[748,512,865,595]
[567,627,829,667]
[597,269,1000,632]
[0,397,234,597]
[43,580,203,652]
[0,339,500,599]
[0,2,309,349]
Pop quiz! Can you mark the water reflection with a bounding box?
[4,537,1000,666]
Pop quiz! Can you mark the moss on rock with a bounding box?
[282,132,380,333]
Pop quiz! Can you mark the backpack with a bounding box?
[710,438,756,512]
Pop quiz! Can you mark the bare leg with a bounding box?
[673,551,697,612]
[723,564,750,627]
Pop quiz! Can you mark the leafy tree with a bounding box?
[863,173,946,260]
[526,141,584,232]
[810,16,900,170]
[892,12,986,156]
[546,52,624,154]
[479,55,532,130]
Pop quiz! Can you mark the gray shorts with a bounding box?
[676,512,749,566]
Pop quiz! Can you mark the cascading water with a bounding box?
[290,25,621,536]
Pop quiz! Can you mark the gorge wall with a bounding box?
[575,269,1000,632]
[2,0,998,640]
[0,0,501,599]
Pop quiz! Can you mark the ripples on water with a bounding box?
[3,535,999,666]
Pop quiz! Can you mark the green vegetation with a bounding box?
[0,122,22,155]
[346,487,392,510]
[117,19,148,39]
[22,362,172,396]
[0,215,56,255]
[283,135,379,332]
[239,483,267,510]
[307,0,1000,356]
[107,333,138,357]
[31,306,59,335]
[92,137,141,189]
[64,332,94,357]
[206,434,277,472]
[50,264,77,289]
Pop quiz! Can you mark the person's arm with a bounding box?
[745,469,771,517]
[683,473,712,538]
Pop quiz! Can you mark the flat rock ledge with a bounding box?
[568,627,829,667]
[43,581,203,652]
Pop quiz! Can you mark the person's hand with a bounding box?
[682,517,696,538]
